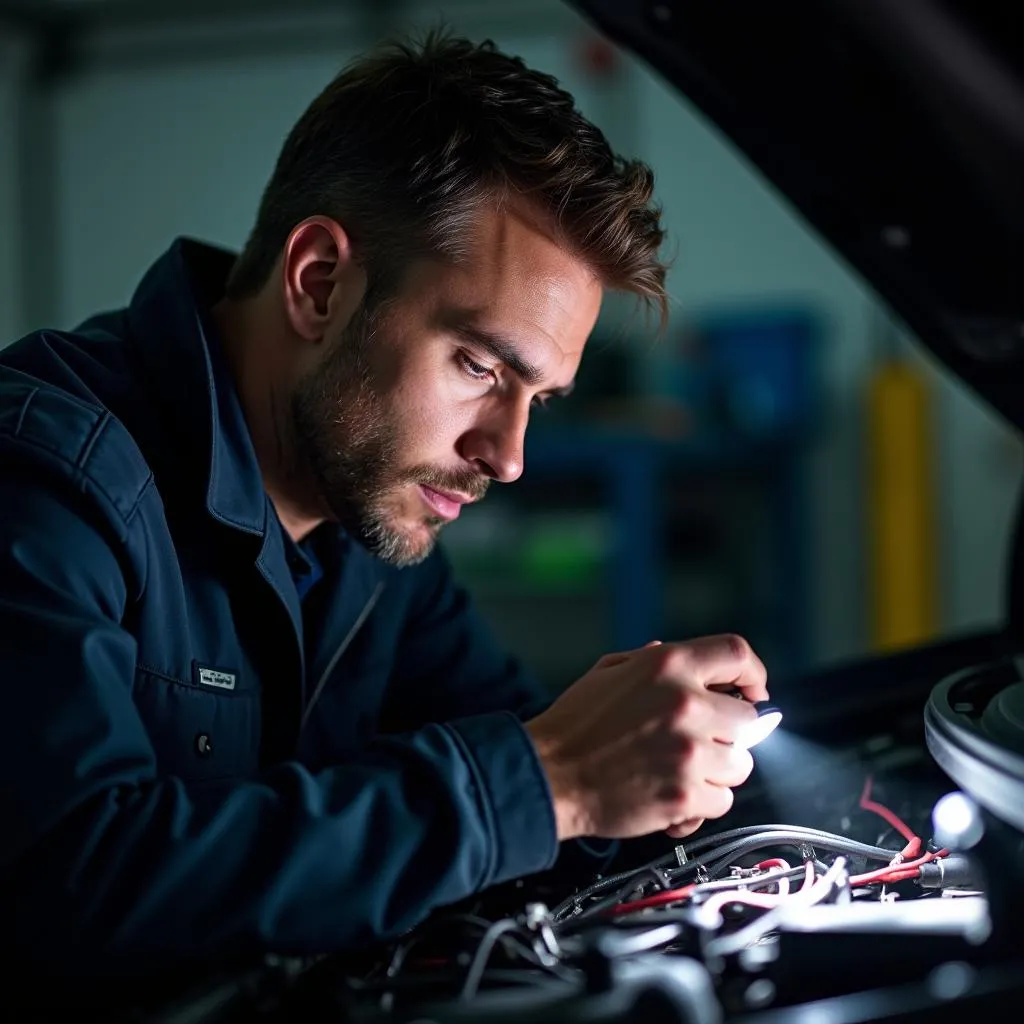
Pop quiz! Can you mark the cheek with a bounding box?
[389,369,476,457]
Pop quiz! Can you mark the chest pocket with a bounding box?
[132,666,260,783]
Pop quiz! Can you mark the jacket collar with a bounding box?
[126,237,268,536]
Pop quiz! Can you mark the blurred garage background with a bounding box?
[1,0,1019,691]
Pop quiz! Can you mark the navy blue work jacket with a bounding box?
[0,239,567,978]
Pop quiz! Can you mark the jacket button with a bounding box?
[195,733,213,756]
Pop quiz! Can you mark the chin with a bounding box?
[358,516,440,569]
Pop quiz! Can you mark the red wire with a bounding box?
[610,859,809,916]
[900,836,923,859]
[859,775,917,844]
[608,883,697,914]
[849,848,948,886]
[755,858,791,871]
[754,858,792,895]
[611,777,933,917]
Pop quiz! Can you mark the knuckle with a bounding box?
[721,633,752,662]
[667,794,693,822]
[654,645,689,679]
[672,733,700,770]
[661,780,685,805]
[669,685,699,724]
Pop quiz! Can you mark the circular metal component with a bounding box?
[981,682,1024,752]
[924,658,1024,834]
[195,733,214,757]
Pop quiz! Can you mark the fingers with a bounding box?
[657,729,753,828]
[670,774,735,823]
[666,818,704,840]
[656,634,769,703]
[574,635,763,841]
[654,734,752,826]
[702,736,754,788]
[669,676,760,747]
[704,688,760,746]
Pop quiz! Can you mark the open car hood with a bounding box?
[569,0,1024,430]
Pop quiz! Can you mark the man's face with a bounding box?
[290,204,602,567]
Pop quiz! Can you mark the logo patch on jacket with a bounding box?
[195,665,237,690]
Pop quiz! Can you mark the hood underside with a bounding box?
[570,0,1024,430]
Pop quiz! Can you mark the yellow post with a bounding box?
[866,349,937,651]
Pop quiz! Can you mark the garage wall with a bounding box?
[51,2,603,323]
[0,28,30,346]
[632,67,1023,658]
[633,68,877,661]
[21,0,1021,666]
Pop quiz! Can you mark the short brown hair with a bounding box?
[227,30,668,324]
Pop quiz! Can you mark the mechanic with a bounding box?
[0,32,768,980]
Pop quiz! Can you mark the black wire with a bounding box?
[357,968,573,994]
[563,831,894,925]
[380,913,495,991]
[552,855,709,922]
[653,823,898,868]
[460,920,522,1000]
[694,831,897,881]
[379,935,423,1011]
[553,824,900,923]
[611,865,671,905]
[551,865,653,920]
[690,864,810,895]
[380,911,571,1010]
[562,864,815,935]
[440,914,550,969]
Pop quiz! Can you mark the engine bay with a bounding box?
[116,650,1024,1023]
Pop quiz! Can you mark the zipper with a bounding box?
[299,581,385,734]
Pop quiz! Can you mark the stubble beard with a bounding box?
[290,306,486,568]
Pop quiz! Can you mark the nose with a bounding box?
[458,400,529,484]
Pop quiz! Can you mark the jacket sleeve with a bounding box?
[0,475,559,978]
[383,550,620,873]
[383,548,553,726]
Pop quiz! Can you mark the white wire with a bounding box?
[704,857,847,958]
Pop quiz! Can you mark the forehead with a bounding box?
[401,201,603,366]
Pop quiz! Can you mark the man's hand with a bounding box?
[524,634,768,842]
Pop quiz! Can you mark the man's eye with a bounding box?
[457,352,494,381]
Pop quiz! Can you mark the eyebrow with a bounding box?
[455,326,575,397]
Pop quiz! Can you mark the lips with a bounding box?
[419,485,469,521]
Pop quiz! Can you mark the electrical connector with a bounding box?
[917,853,981,890]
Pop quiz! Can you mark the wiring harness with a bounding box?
[365,777,955,1007]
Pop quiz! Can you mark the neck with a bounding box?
[211,294,327,543]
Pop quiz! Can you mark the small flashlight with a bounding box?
[724,688,783,748]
